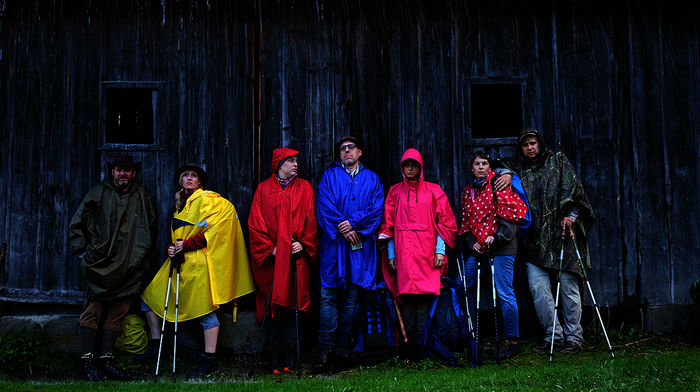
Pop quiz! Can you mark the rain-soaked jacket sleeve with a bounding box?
[248,184,275,266]
[299,182,319,263]
[456,186,471,238]
[316,171,345,241]
[379,184,399,238]
[69,188,101,255]
[434,190,458,249]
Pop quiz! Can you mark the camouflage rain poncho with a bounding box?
[502,149,595,277]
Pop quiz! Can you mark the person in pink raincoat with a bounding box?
[378,148,458,351]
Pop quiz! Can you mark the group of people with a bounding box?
[68,129,594,381]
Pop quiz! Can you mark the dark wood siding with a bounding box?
[1,0,698,307]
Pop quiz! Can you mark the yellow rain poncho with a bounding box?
[142,189,255,321]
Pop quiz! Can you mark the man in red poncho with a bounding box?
[379,148,458,355]
[248,148,319,373]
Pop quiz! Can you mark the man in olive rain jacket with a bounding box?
[69,154,156,381]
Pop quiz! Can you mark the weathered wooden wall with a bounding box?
[0,0,698,309]
[0,0,258,303]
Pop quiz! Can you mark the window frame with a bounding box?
[99,81,165,152]
[468,77,526,146]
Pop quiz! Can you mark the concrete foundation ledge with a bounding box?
[0,311,261,355]
[0,314,80,353]
[645,305,696,335]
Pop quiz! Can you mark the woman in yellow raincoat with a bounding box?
[140,164,255,378]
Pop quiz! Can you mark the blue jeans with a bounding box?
[464,255,519,338]
[526,263,582,345]
[318,284,360,350]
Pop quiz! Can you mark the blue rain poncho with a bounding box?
[316,163,384,289]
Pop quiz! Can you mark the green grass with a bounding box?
[2,337,699,392]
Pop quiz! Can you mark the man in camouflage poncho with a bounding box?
[500,128,595,354]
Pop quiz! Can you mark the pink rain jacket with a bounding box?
[379,148,458,297]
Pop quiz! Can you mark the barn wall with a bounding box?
[0,0,257,302]
[0,0,699,308]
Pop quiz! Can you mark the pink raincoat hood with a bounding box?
[400,148,424,181]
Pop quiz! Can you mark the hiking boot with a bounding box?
[81,354,107,381]
[133,338,159,364]
[531,340,563,354]
[558,341,581,354]
[312,349,332,374]
[494,339,521,360]
[187,352,218,379]
[99,353,130,381]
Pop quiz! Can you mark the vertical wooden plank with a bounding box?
[614,2,640,303]
[627,2,671,306]
[659,8,700,304]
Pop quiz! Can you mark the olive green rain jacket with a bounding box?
[69,180,156,299]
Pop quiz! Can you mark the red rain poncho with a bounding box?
[379,148,457,297]
[248,148,319,322]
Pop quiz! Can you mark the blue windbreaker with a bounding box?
[317,162,384,289]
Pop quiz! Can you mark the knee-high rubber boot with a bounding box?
[98,330,129,380]
[79,327,107,381]
[79,326,97,355]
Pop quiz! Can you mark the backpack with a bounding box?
[510,173,532,239]
[490,173,532,240]
[422,277,479,367]
[115,314,149,354]
[353,283,400,362]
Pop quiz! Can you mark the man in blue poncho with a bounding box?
[315,136,384,373]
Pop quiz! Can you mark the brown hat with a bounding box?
[108,154,142,173]
[334,136,363,157]
[175,163,208,188]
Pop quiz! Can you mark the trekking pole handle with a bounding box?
[561,221,576,240]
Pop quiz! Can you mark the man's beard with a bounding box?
[114,178,131,190]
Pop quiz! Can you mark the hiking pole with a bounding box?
[392,293,408,343]
[171,259,181,382]
[292,252,301,379]
[490,257,500,363]
[155,254,177,382]
[455,253,475,339]
[570,233,615,359]
[247,277,275,377]
[549,241,565,363]
[475,257,481,361]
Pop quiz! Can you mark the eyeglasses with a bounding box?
[339,143,357,150]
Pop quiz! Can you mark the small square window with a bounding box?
[470,83,523,139]
[105,87,154,144]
